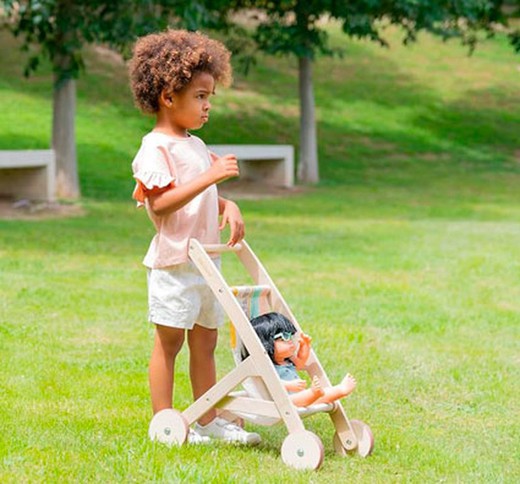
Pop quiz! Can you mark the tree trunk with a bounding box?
[52,0,80,199]
[297,56,319,184]
[52,77,79,199]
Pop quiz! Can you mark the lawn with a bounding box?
[1,23,519,482]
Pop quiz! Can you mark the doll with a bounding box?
[248,312,356,407]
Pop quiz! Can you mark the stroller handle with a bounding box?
[201,243,243,253]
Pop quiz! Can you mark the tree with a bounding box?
[223,0,519,184]
[2,0,212,198]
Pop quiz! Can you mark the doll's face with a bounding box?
[273,332,297,364]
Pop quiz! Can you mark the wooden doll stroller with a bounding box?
[148,239,374,470]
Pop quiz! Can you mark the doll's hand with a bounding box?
[285,379,307,392]
[299,333,312,348]
[292,333,312,369]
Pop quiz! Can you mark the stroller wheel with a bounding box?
[281,430,324,470]
[333,419,374,457]
[333,431,350,456]
[148,408,188,446]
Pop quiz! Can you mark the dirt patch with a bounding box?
[0,181,304,220]
[0,198,85,220]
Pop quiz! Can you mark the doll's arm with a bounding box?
[287,376,325,408]
[282,379,307,392]
[290,333,312,370]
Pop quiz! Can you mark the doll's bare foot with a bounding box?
[310,376,325,398]
[340,373,357,397]
[314,373,357,405]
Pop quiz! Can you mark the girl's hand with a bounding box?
[209,153,239,184]
[219,199,245,246]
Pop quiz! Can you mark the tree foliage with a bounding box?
[228,0,518,59]
[1,0,223,83]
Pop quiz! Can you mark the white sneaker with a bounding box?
[187,428,211,444]
[194,418,261,445]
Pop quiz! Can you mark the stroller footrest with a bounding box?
[298,402,336,417]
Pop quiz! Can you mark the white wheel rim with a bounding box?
[281,431,324,470]
[350,419,374,457]
[148,409,188,446]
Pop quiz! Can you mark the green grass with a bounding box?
[1,23,519,482]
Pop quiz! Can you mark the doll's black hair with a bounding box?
[243,312,297,364]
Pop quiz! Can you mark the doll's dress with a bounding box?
[274,362,299,393]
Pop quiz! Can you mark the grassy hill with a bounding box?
[1,24,519,482]
[1,25,518,204]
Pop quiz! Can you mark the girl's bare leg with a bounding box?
[188,324,218,425]
[149,324,185,414]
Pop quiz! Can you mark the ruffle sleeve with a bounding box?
[131,142,176,207]
[132,171,175,207]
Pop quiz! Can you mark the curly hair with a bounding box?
[129,29,232,114]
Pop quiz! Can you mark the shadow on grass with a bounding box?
[0,133,51,150]
[78,142,136,200]
[412,86,519,153]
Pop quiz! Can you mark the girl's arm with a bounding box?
[147,154,239,216]
[219,197,245,246]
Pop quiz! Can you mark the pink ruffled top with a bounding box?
[131,132,219,268]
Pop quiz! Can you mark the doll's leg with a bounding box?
[315,373,357,404]
[289,376,325,407]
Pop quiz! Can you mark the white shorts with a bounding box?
[147,259,224,330]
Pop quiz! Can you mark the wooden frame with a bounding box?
[179,239,372,468]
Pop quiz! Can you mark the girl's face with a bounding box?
[273,332,297,365]
[162,71,215,136]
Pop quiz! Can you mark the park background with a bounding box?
[1,10,519,484]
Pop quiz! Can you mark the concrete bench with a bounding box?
[208,145,294,188]
[0,149,56,201]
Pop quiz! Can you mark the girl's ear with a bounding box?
[159,89,174,108]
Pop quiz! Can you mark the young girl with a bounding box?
[249,312,357,407]
[129,29,260,445]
